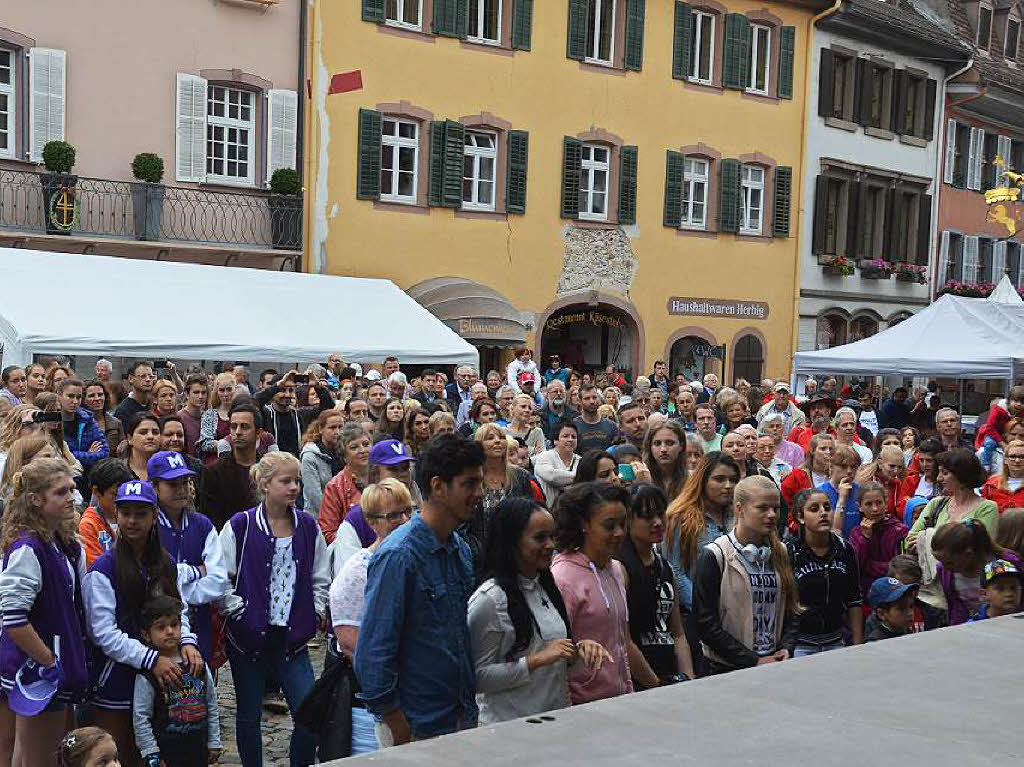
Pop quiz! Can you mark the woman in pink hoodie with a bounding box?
[551,481,634,704]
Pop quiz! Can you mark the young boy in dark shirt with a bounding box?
[969,559,1023,621]
[866,577,918,642]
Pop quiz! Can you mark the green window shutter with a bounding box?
[442,119,464,208]
[672,2,693,80]
[512,0,534,50]
[561,136,583,219]
[663,150,684,228]
[362,0,385,23]
[618,145,639,224]
[566,0,588,60]
[428,121,446,207]
[356,108,382,200]
[778,26,795,99]
[773,166,792,238]
[624,0,646,71]
[718,158,741,233]
[723,14,751,90]
[433,0,468,38]
[506,130,529,214]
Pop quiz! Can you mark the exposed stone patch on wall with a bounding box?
[557,226,638,296]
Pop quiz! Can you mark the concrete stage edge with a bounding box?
[328,615,1023,766]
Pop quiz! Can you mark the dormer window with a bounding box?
[978,5,993,50]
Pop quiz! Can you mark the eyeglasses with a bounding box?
[367,507,413,523]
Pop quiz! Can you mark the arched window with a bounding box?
[669,335,721,381]
[850,315,879,341]
[816,313,848,349]
[733,334,764,384]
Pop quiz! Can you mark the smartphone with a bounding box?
[293,374,310,384]
[152,359,170,369]
[33,411,63,424]
[617,463,635,482]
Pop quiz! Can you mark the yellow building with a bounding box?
[306,0,829,382]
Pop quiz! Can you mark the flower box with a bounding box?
[937,281,996,298]
[818,254,855,276]
[859,258,893,279]
[892,262,928,284]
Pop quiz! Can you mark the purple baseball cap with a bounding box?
[147,450,196,481]
[7,660,62,716]
[115,480,159,506]
[369,439,413,466]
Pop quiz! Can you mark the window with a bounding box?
[893,191,920,262]
[468,0,501,44]
[978,237,994,281]
[944,232,964,282]
[733,334,764,384]
[816,314,847,349]
[867,65,892,129]
[578,143,610,220]
[681,157,708,229]
[952,122,970,187]
[206,86,255,184]
[586,0,616,64]
[380,118,418,203]
[0,49,13,158]
[462,130,496,211]
[978,6,992,49]
[748,25,771,94]
[740,165,764,234]
[822,176,848,255]
[386,0,422,29]
[902,75,922,135]
[982,132,999,189]
[850,316,878,341]
[1007,18,1020,59]
[1008,241,1022,287]
[689,11,715,84]
[861,185,886,257]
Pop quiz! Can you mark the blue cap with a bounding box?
[115,480,159,506]
[147,450,196,481]
[7,660,62,716]
[868,577,916,608]
[369,439,413,466]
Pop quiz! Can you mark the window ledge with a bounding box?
[736,231,771,242]
[899,134,928,148]
[570,219,619,230]
[742,90,777,104]
[455,208,507,221]
[0,157,40,172]
[461,39,514,56]
[578,61,627,77]
[373,199,430,214]
[676,227,718,239]
[684,79,723,94]
[199,180,267,194]
[824,116,858,132]
[377,23,436,43]
[864,126,895,141]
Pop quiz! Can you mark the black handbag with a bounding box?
[295,649,353,760]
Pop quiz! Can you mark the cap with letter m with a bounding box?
[115,480,159,506]
[147,450,197,481]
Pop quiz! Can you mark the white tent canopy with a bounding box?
[793,283,1024,379]
[0,248,478,367]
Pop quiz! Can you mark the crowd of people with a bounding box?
[0,350,1021,766]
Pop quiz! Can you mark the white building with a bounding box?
[798,0,968,352]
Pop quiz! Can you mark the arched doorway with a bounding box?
[669,335,722,382]
[540,303,638,378]
[733,334,764,384]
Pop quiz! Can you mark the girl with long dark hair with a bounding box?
[931,519,1022,624]
[83,479,200,765]
[642,421,688,502]
[617,484,694,687]
[468,498,609,724]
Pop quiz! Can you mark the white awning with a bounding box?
[793,292,1024,379]
[0,248,478,367]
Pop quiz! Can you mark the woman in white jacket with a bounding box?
[533,421,580,506]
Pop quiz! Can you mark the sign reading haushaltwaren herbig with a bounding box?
[666,297,770,320]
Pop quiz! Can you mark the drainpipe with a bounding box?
[296,0,307,186]
[930,58,979,299]
[791,0,842,384]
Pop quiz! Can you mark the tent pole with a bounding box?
[958,379,964,414]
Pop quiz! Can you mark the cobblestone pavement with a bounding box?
[215,641,327,766]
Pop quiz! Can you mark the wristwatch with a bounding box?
[144,754,161,767]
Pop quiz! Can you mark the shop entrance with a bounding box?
[669,335,724,382]
[540,303,638,379]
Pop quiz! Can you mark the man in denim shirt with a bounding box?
[355,434,485,745]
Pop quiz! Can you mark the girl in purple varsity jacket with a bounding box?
[0,459,89,766]
[218,451,330,767]
[83,479,203,767]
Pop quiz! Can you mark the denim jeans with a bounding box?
[228,628,317,766]
[792,637,846,658]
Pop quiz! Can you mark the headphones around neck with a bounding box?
[731,533,771,564]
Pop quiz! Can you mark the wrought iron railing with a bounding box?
[0,168,302,250]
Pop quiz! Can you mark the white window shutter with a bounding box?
[266,89,298,184]
[993,240,1007,280]
[938,230,950,285]
[968,128,984,190]
[998,135,1012,185]
[964,236,979,282]
[943,120,956,185]
[175,73,208,183]
[1017,244,1024,287]
[28,48,66,162]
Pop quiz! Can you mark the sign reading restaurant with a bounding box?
[667,297,769,320]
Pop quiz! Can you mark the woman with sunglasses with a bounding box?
[329,479,414,754]
[617,483,694,687]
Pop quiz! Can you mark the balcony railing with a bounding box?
[0,168,301,251]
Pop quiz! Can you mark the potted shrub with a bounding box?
[39,140,77,235]
[131,152,166,241]
[819,254,855,276]
[268,167,302,249]
[859,258,893,280]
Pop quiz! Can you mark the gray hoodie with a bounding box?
[300,441,335,519]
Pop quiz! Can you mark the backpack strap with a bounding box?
[924,497,950,530]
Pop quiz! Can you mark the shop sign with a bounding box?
[667,297,769,320]
[545,310,626,332]
[693,344,725,359]
[449,318,525,342]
